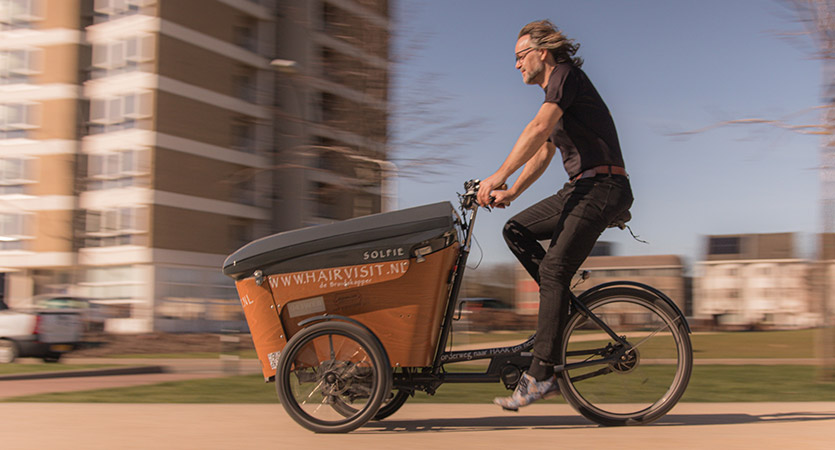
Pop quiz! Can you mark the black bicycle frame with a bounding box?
[410,197,632,389]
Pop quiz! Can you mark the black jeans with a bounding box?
[503,175,634,364]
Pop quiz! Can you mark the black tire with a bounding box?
[276,321,392,433]
[373,390,410,420]
[558,287,692,426]
[0,339,18,364]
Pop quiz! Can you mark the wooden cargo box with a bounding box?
[223,202,459,379]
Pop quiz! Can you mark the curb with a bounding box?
[0,365,167,381]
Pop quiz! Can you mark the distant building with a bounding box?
[694,233,820,328]
[578,255,689,315]
[514,253,689,316]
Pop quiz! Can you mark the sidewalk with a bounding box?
[2,402,834,449]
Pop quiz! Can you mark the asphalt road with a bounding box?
[2,402,834,449]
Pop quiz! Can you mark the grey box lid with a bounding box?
[222,201,455,279]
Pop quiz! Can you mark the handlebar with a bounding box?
[459,179,507,211]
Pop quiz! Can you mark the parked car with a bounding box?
[32,295,108,332]
[0,298,85,363]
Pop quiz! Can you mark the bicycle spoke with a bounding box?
[560,290,692,425]
[625,321,672,354]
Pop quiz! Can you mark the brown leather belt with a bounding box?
[571,165,628,183]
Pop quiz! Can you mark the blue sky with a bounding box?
[391,0,824,268]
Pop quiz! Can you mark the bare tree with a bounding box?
[677,0,835,379]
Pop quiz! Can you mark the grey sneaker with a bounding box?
[493,372,559,411]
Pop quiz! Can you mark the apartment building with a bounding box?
[0,0,392,333]
[1,0,89,306]
[694,233,820,328]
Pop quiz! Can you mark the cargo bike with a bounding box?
[222,180,693,433]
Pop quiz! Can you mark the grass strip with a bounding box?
[4,365,834,404]
[0,364,119,376]
[449,329,818,359]
[98,329,818,360]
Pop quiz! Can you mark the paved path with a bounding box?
[1,402,834,449]
[0,357,263,400]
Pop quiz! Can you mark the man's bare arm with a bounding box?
[478,102,563,206]
[511,142,556,197]
[491,142,555,207]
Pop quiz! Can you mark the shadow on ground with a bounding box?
[359,410,835,434]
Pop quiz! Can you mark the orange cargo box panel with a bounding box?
[223,202,459,379]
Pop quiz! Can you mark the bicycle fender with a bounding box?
[577,281,691,334]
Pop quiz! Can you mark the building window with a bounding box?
[80,266,141,310]
[0,0,42,30]
[0,212,32,250]
[87,149,150,190]
[314,182,341,220]
[156,267,240,321]
[0,102,38,139]
[0,48,42,84]
[709,237,741,255]
[234,69,257,103]
[93,0,153,24]
[233,17,258,52]
[0,156,35,195]
[230,120,255,153]
[353,195,373,217]
[91,34,154,78]
[84,206,147,248]
[228,219,253,252]
[89,91,152,134]
[231,175,256,206]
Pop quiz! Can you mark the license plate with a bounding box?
[49,344,72,352]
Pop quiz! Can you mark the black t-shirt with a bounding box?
[543,64,625,178]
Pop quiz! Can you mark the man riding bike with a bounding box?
[477,19,634,411]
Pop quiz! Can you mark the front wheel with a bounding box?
[276,321,392,433]
[558,287,692,426]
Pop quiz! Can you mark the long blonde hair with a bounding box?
[518,19,583,68]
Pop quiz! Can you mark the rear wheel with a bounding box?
[558,287,692,426]
[276,321,392,433]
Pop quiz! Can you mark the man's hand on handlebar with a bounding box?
[489,188,513,209]
[476,175,511,209]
